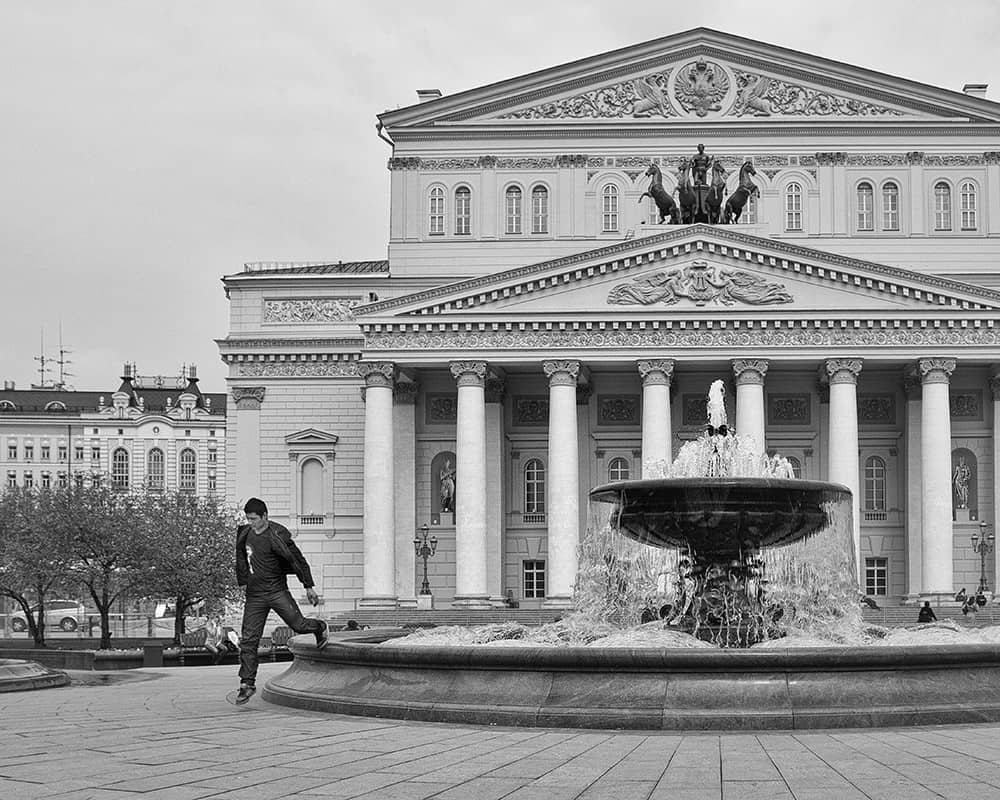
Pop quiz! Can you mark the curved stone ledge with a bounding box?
[0,658,71,693]
[261,632,1000,730]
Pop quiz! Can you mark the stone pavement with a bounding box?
[3,662,1000,799]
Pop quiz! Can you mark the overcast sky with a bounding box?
[2,0,998,392]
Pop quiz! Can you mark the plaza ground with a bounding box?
[3,663,1000,799]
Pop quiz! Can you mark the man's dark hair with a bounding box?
[244,497,268,516]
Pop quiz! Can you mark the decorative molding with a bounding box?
[815,152,847,166]
[923,154,984,166]
[825,358,863,384]
[735,72,903,117]
[599,395,639,424]
[425,394,457,424]
[496,157,557,169]
[857,394,895,425]
[388,156,421,170]
[768,394,810,425]
[357,361,395,388]
[556,154,589,167]
[264,298,360,323]
[986,152,1000,166]
[906,151,924,165]
[950,390,983,420]
[232,386,265,410]
[637,359,674,386]
[420,157,479,170]
[498,70,676,120]
[543,360,580,386]
[608,260,792,307]
[236,361,358,378]
[732,359,769,385]
[514,397,549,425]
[917,357,957,384]
[845,154,907,167]
[449,360,488,387]
[220,337,363,350]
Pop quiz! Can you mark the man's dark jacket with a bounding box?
[236,522,315,589]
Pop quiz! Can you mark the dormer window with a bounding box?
[44,401,66,411]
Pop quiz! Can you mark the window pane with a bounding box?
[960,181,977,230]
[865,557,888,595]
[505,186,522,234]
[429,187,444,235]
[179,449,196,493]
[524,459,545,514]
[523,559,546,598]
[934,182,952,230]
[531,186,548,233]
[857,182,874,231]
[455,187,471,235]
[147,448,164,491]
[602,184,619,232]
[864,457,886,511]
[112,448,129,490]
[608,457,630,482]
[785,182,802,230]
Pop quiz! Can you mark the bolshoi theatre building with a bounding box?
[218,28,1000,613]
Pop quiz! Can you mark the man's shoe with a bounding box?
[234,684,256,705]
[315,620,329,650]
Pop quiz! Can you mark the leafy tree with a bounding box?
[142,491,239,643]
[0,487,75,646]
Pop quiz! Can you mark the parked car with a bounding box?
[10,600,86,633]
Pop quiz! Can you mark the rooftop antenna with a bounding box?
[55,322,74,390]
[32,328,53,389]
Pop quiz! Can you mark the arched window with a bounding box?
[147,448,164,491]
[881,182,900,231]
[784,182,802,230]
[531,185,549,234]
[785,456,802,479]
[857,182,874,231]
[607,457,630,482]
[454,186,471,235]
[111,447,129,490]
[0,400,16,411]
[179,448,197,493]
[864,456,887,511]
[601,184,619,232]
[934,182,952,231]
[523,458,545,516]
[44,401,67,411]
[960,181,978,230]
[505,186,523,234]
[428,186,445,235]
[300,458,324,516]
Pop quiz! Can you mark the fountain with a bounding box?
[264,381,1000,729]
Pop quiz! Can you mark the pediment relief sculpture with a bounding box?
[607,260,793,307]
[497,58,905,121]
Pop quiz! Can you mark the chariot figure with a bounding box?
[689,143,712,186]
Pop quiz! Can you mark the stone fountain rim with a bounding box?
[590,476,853,496]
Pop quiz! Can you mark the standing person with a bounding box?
[234,497,328,704]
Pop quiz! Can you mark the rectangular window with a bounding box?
[91,446,100,461]
[207,474,217,492]
[75,445,84,461]
[857,188,874,231]
[41,472,51,489]
[24,445,33,461]
[785,191,802,231]
[865,557,888,596]
[961,184,977,230]
[208,450,217,463]
[23,471,33,488]
[74,474,85,490]
[6,471,15,488]
[57,472,67,489]
[882,187,899,231]
[40,445,50,460]
[934,185,952,231]
[455,189,471,235]
[523,560,546,599]
[602,190,619,232]
[6,445,15,460]
[57,445,67,461]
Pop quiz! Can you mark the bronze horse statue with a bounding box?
[676,162,697,223]
[638,163,679,224]
[676,160,727,224]
[706,160,728,224]
[724,161,759,224]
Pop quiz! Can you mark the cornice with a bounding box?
[217,337,364,350]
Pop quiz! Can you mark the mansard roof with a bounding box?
[379,28,1000,136]
[233,260,389,277]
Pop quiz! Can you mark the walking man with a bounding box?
[234,497,328,704]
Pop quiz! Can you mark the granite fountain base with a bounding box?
[263,632,1000,730]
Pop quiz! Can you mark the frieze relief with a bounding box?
[514,397,550,425]
[607,260,792,307]
[599,395,639,424]
[264,298,360,323]
[426,394,458,424]
[236,361,359,378]
[951,391,983,420]
[499,71,676,119]
[732,71,903,117]
[768,395,811,425]
[858,394,896,425]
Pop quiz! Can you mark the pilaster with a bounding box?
[231,386,265,503]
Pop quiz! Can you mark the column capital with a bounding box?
[358,361,395,388]
[903,364,922,399]
[990,374,1000,400]
[393,380,419,405]
[917,358,957,384]
[450,360,487,387]
[732,359,769,386]
[232,386,266,410]
[824,358,863,384]
[543,360,580,387]
[637,359,674,386]
[485,376,506,403]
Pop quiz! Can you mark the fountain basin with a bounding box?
[590,477,851,555]
[263,632,1000,730]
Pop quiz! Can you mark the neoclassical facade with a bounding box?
[220,29,1000,613]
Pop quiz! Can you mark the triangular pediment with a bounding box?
[379,28,1000,128]
[358,225,1000,322]
[283,428,339,446]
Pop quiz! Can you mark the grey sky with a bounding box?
[2,0,997,391]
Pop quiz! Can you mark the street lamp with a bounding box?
[414,524,438,596]
[971,520,995,595]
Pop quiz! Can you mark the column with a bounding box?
[637,359,674,477]
[451,361,490,606]
[992,375,1000,595]
[543,360,580,607]
[359,362,397,607]
[732,359,768,454]
[393,380,419,604]
[231,386,265,502]
[904,366,923,598]
[825,359,862,580]
[919,358,957,596]
[485,373,506,603]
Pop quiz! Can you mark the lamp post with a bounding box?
[414,524,438,596]
[972,520,995,595]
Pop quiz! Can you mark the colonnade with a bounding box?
[355,355,960,607]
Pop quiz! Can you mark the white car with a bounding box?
[10,600,86,633]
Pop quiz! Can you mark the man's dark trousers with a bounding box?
[239,588,324,686]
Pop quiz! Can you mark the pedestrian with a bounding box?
[234,497,328,704]
[917,601,936,623]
